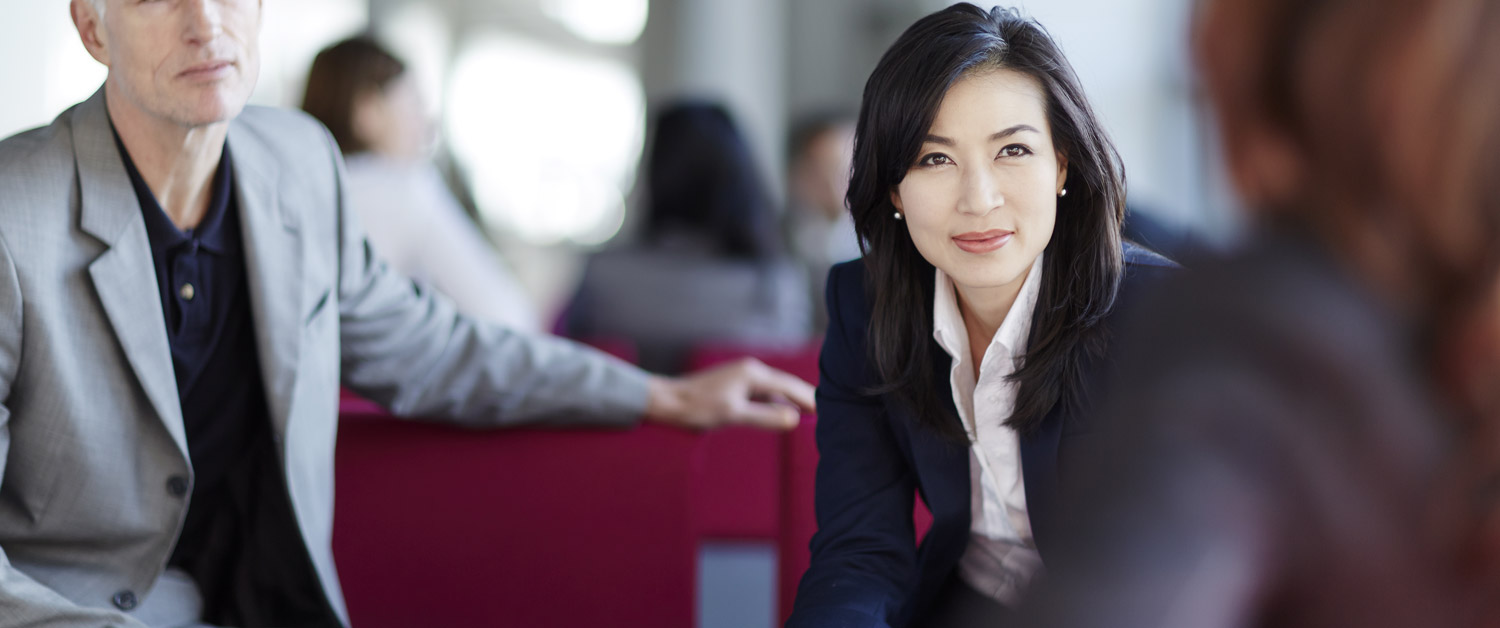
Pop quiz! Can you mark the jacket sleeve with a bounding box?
[319,127,652,428]
[786,262,918,628]
[0,233,145,628]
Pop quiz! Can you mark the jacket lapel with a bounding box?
[75,89,190,458]
[225,123,304,450]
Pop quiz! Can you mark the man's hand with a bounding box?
[644,358,816,430]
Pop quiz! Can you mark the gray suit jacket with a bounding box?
[0,89,650,627]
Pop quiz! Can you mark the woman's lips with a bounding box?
[952,230,1014,254]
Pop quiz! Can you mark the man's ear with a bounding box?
[71,0,110,67]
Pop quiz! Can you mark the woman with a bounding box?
[1020,0,1500,626]
[786,5,1174,626]
[301,38,540,332]
[564,102,811,373]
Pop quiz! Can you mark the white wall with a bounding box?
[0,1,107,139]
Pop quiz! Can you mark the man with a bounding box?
[0,1,814,626]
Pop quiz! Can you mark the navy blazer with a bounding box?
[787,243,1177,628]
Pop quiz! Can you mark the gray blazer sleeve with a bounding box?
[0,234,145,628]
[318,128,651,427]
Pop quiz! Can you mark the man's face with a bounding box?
[78,0,262,128]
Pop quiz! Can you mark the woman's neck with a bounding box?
[954,273,1028,377]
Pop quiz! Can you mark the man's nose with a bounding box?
[181,0,224,45]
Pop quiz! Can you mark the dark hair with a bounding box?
[301,37,406,156]
[850,4,1125,437]
[644,101,780,259]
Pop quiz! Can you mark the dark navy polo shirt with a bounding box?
[113,133,269,515]
[113,133,332,626]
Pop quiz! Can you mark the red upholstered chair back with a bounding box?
[333,401,698,628]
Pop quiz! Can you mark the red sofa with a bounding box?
[333,397,699,628]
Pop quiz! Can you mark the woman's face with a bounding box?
[892,68,1067,298]
[354,72,434,161]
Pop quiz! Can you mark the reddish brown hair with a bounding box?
[1196,0,1500,419]
[300,37,406,156]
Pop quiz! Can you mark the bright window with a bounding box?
[447,34,645,245]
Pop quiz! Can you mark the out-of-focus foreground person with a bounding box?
[0,1,815,626]
[784,112,861,333]
[564,101,812,374]
[301,37,540,333]
[1024,0,1500,626]
[785,4,1176,627]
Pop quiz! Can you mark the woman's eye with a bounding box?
[998,145,1032,158]
[918,153,953,167]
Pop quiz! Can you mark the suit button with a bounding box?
[113,590,137,610]
[166,476,190,497]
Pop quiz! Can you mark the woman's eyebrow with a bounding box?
[923,124,1042,146]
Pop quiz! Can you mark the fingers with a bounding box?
[738,358,817,414]
[730,400,802,430]
[643,358,816,432]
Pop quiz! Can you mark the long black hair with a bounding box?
[850,4,1126,437]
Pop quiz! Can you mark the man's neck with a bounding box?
[106,84,228,232]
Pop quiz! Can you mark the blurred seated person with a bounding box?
[302,37,540,332]
[564,102,812,373]
[784,112,861,332]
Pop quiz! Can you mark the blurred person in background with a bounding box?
[301,37,540,333]
[784,112,862,333]
[785,5,1176,627]
[0,1,816,626]
[563,101,812,374]
[1022,0,1500,625]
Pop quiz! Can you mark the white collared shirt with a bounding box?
[931,253,1045,607]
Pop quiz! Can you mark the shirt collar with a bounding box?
[932,252,1045,367]
[111,128,236,255]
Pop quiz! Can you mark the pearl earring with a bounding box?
[893,211,904,220]
[1059,188,1068,198]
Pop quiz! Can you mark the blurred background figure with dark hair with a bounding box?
[302,37,540,332]
[783,112,860,333]
[563,101,811,374]
[1024,0,1500,625]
